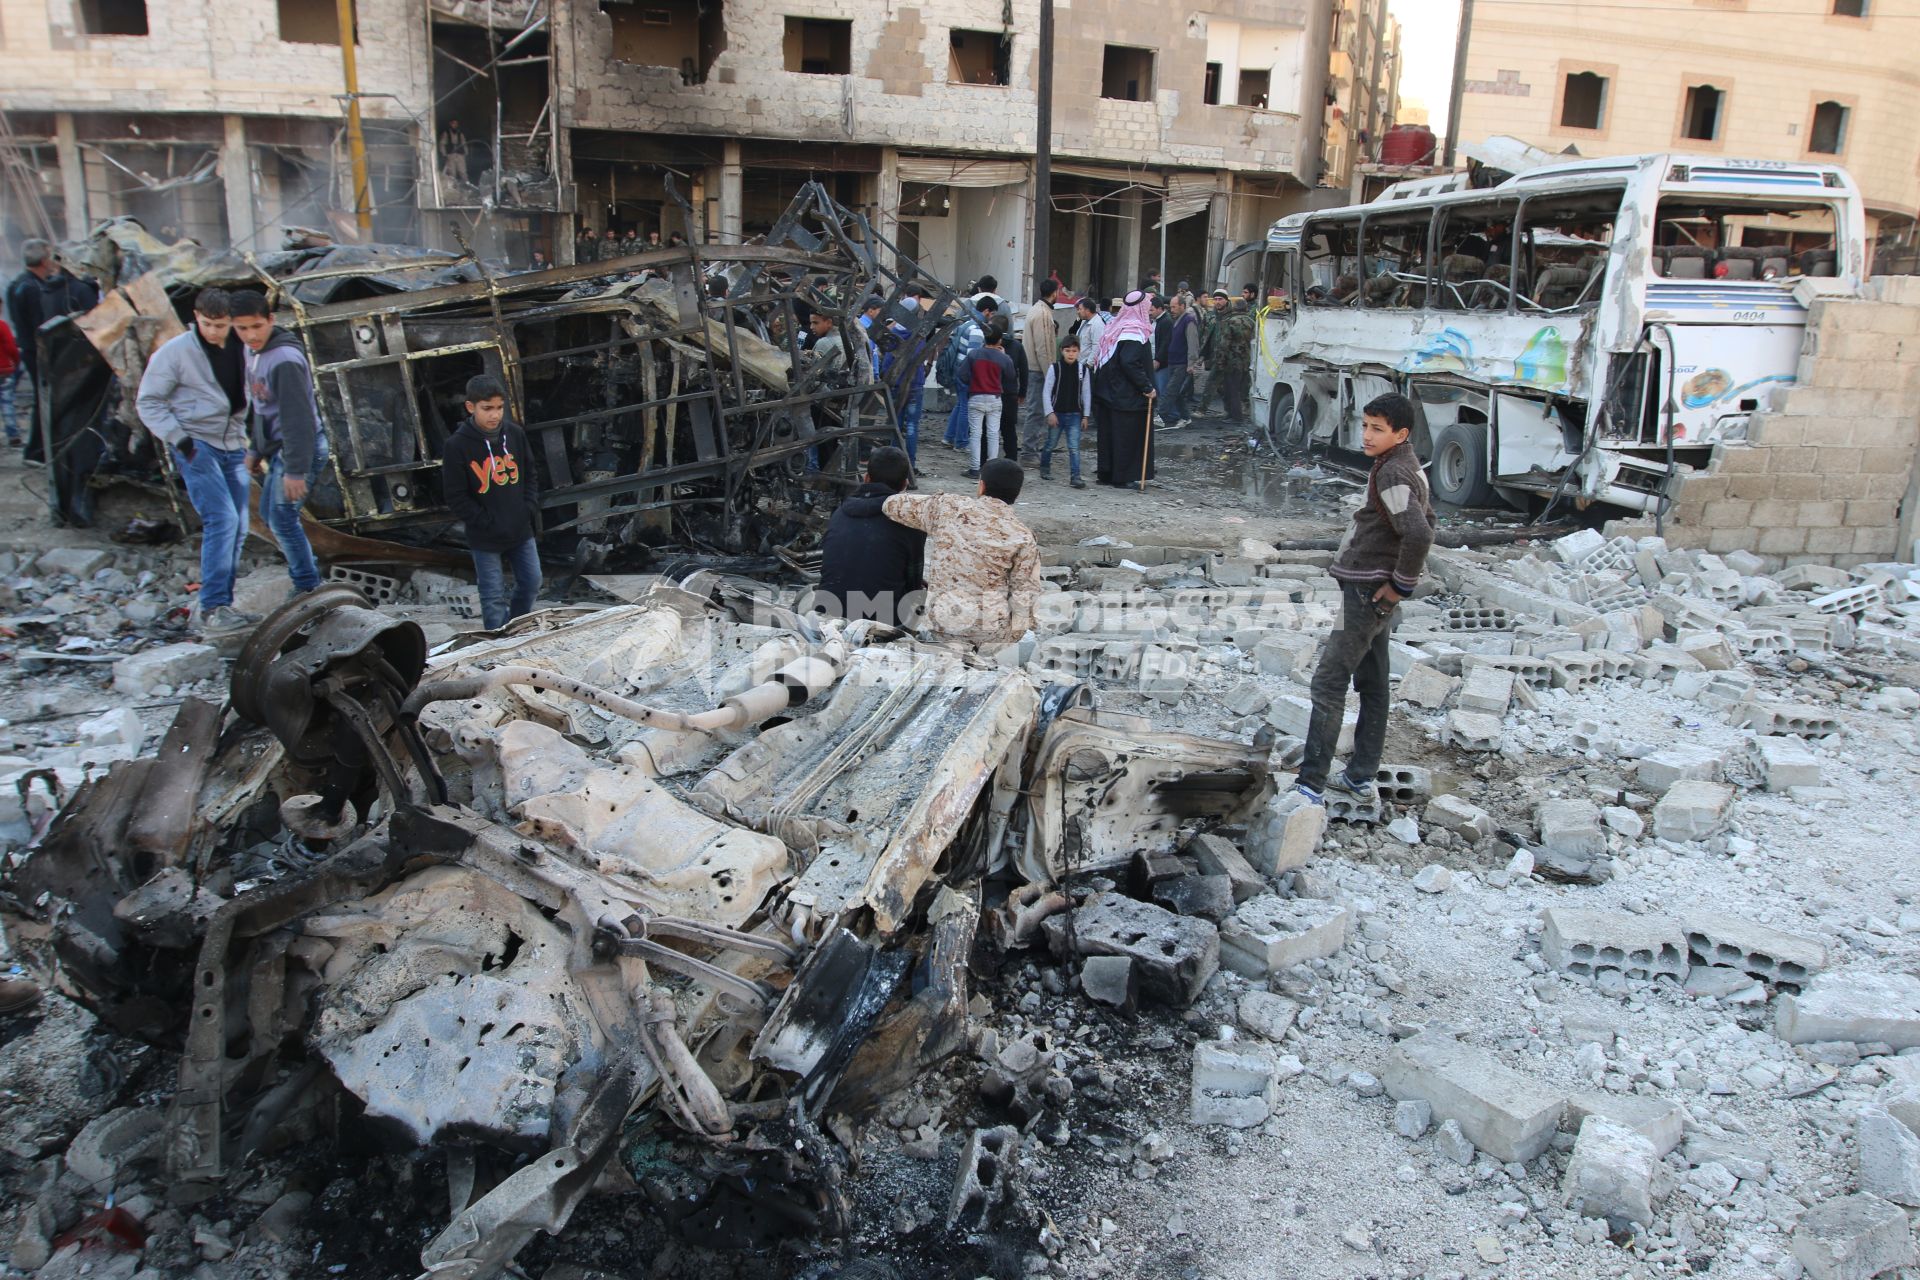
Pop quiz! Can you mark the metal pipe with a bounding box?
[1442,0,1473,169]
[336,0,372,235]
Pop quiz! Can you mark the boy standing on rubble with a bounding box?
[883,457,1041,651]
[442,374,543,630]
[231,290,327,604]
[1294,393,1434,805]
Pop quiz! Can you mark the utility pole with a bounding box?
[338,0,373,236]
[1442,0,1473,168]
[1029,0,1053,300]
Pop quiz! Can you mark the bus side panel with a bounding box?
[1270,309,1595,401]
[1647,320,1805,446]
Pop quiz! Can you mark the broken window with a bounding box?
[1560,71,1607,130]
[1237,69,1270,110]
[1433,198,1522,309]
[1833,0,1867,15]
[1512,189,1619,310]
[784,17,851,75]
[1681,85,1723,142]
[1101,45,1154,102]
[77,0,147,35]
[602,0,724,84]
[948,29,1010,86]
[1298,216,1360,307]
[1357,211,1433,308]
[1203,62,1221,106]
[1809,100,1849,154]
[1653,197,1839,279]
[278,0,355,44]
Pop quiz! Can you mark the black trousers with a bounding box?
[1299,583,1398,790]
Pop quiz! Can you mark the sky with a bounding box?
[1388,0,1463,134]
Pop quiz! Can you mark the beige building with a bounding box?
[1,0,1341,300]
[1454,0,1920,267]
[1320,0,1400,191]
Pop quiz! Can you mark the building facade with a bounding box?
[1319,0,1399,192]
[1453,0,1920,268]
[1,0,1344,302]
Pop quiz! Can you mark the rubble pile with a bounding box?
[4,522,1920,1278]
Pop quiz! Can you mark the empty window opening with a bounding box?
[1238,68,1271,110]
[1203,62,1221,106]
[279,0,356,43]
[1809,100,1849,154]
[784,17,851,75]
[1833,0,1867,16]
[78,0,147,35]
[1101,45,1154,102]
[1560,71,1607,129]
[949,29,1010,86]
[602,0,725,84]
[1681,85,1723,141]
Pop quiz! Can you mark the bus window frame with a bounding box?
[1297,216,1362,307]
[1512,185,1623,312]
[1357,207,1438,310]
[1432,196,1522,312]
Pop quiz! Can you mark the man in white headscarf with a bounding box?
[1090,290,1157,489]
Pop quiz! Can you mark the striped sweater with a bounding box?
[1329,440,1435,597]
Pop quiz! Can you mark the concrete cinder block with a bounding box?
[1457,665,1516,714]
[1562,1116,1658,1227]
[1071,895,1219,1008]
[1266,693,1355,754]
[1537,798,1607,858]
[112,643,222,695]
[1218,894,1349,978]
[1859,1107,1920,1206]
[1243,790,1328,877]
[1237,990,1300,1041]
[1190,1041,1278,1128]
[1541,907,1688,982]
[1185,832,1265,904]
[1080,955,1136,1009]
[1380,1033,1565,1163]
[1444,709,1504,751]
[35,547,114,577]
[1778,972,1920,1049]
[1683,911,1826,987]
[1425,793,1494,842]
[1398,662,1458,709]
[1792,1193,1917,1280]
[1652,780,1735,842]
[1565,1092,1685,1157]
[1635,744,1725,792]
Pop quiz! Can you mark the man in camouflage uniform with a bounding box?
[883,457,1042,650]
[1192,290,1230,418]
[1218,297,1256,426]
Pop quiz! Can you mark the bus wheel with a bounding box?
[1429,423,1494,508]
[1264,386,1297,455]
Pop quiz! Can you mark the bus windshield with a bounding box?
[1651,197,1839,280]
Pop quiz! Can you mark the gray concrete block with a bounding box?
[1859,1108,1920,1206]
[1538,798,1607,858]
[1398,662,1458,709]
[112,642,221,695]
[1444,709,1503,751]
[1792,1193,1916,1280]
[1381,1033,1565,1163]
[1778,972,1920,1049]
[1565,1092,1684,1157]
[1185,832,1265,903]
[1425,793,1494,842]
[1652,780,1734,842]
[1071,895,1219,1008]
[1219,895,1349,978]
[1190,1041,1277,1128]
[1457,665,1516,714]
[1635,744,1724,792]
[35,547,113,577]
[1683,911,1826,987]
[1243,790,1327,876]
[1237,990,1300,1041]
[1562,1116,1658,1227]
[1540,906,1688,982]
[1751,736,1825,791]
[1080,955,1136,1009]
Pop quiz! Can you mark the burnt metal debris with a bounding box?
[0,581,1276,1279]
[38,185,965,564]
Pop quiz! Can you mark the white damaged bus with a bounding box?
[1250,152,1866,512]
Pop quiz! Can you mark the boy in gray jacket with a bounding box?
[135,287,256,635]
[231,290,328,602]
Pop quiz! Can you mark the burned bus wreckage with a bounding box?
[0,582,1279,1277]
[39,184,949,563]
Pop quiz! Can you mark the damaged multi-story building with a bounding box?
[0,0,1396,301]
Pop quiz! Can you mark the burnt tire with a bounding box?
[1429,422,1494,508]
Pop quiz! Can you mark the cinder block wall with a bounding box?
[1650,276,1920,568]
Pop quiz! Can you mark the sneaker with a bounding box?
[1329,769,1378,801]
[1291,781,1324,805]
[964,467,980,479]
[201,605,258,634]
[1039,469,1052,481]
[1070,477,1086,489]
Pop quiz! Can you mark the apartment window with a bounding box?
[949,29,1010,86]
[1560,71,1607,129]
[279,0,358,43]
[1101,45,1154,102]
[783,17,851,75]
[1833,0,1867,15]
[77,0,147,35]
[1681,84,1723,141]
[1203,62,1221,106]
[1238,68,1270,110]
[603,0,724,82]
[1809,100,1849,153]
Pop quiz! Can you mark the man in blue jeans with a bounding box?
[441,374,542,629]
[135,287,257,636]
[230,291,327,602]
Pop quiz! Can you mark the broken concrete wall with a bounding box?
[1642,275,1920,568]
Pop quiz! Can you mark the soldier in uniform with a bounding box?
[1219,297,1256,427]
[882,457,1042,650]
[1192,289,1229,417]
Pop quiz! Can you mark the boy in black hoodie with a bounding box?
[441,374,542,629]
[813,445,925,628]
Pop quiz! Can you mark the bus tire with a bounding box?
[1429,422,1494,508]
[1264,385,1298,454]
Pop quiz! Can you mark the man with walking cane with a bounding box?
[1089,290,1156,489]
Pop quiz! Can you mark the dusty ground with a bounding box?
[4,423,1920,1280]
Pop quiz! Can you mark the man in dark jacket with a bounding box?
[814,446,924,629]
[441,373,543,630]
[8,238,100,460]
[1092,291,1157,489]
[231,291,328,598]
